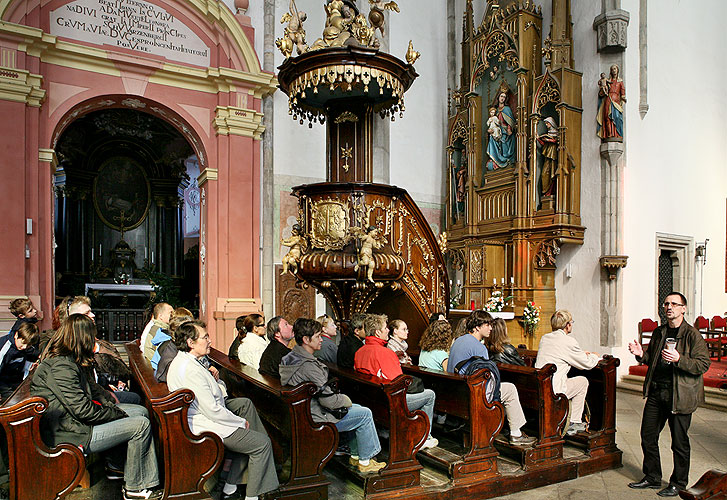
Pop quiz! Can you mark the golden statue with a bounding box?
[309,0,355,50]
[352,225,383,282]
[276,0,308,58]
[281,224,304,275]
[368,0,399,38]
[405,40,420,65]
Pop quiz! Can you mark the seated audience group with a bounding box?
[1,293,602,500]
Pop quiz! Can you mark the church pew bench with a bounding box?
[400,364,503,483]
[518,349,622,474]
[679,469,727,500]
[0,373,86,500]
[495,362,569,469]
[125,342,225,500]
[324,362,429,497]
[207,348,338,500]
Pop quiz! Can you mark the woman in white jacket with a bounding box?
[167,320,279,500]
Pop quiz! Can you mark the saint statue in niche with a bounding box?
[537,116,559,199]
[596,64,626,141]
[454,155,467,220]
[485,85,516,172]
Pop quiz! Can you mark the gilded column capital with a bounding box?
[0,67,45,107]
[213,105,265,140]
[197,167,219,186]
[38,148,58,169]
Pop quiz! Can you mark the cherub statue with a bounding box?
[309,0,355,50]
[281,224,304,275]
[352,225,383,282]
[368,0,399,38]
[405,40,420,65]
[597,72,608,95]
[276,0,308,58]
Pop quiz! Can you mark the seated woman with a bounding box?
[30,314,162,500]
[418,320,452,371]
[484,318,525,366]
[167,320,279,500]
[387,319,413,365]
[280,318,386,474]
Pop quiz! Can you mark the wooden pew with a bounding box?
[679,469,727,500]
[0,374,86,500]
[207,348,338,500]
[518,349,622,474]
[400,364,503,483]
[125,342,225,499]
[496,363,569,469]
[325,362,429,497]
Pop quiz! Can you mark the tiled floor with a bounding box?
[67,390,727,499]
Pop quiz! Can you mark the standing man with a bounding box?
[627,292,710,497]
[259,317,294,378]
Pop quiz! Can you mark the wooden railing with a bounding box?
[94,309,147,342]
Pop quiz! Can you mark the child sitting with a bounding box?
[0,321,40,400]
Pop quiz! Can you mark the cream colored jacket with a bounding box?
[534,329,599,395]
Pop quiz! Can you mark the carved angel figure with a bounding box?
[352,225,383,282]
[276,0,308,58]
[368,0,399,38]
[405,40,420,64]
[281,224,304,275]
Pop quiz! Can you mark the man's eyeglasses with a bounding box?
[663,301,684,308]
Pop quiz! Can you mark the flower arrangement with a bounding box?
[484,290,512,312]
[522,300,541,336]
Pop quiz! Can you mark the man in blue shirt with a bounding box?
[448,310,535,446]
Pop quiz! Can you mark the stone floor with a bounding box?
[65,390,727,499]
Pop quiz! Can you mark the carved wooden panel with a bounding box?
[275,264,316,323]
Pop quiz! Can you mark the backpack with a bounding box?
[454,356,501,402]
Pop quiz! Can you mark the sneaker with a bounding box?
[348,456,359,466]
[357,459,386,474]
[105,463,124,481]
[566,422,587,436]
[509,433,537,446]
[422,436,439,449]
[122,486,163,500]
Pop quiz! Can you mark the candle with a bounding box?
[501,277,505,285]
[151,251,154,264]
[99,243,102,256]
[493,278,496,285]
[510,276,514,284]
[91,248,94,261]
[457,279,461,285]
[144,247,148,259]
[449,279,452,286]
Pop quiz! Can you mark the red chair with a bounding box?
[638,318,658,349]
[695,316,721,361]
[710,316,727,360]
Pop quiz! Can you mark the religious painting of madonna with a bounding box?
[93,156,151,231]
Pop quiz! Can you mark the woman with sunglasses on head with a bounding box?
[237,313,268,370]
[30,314,162,500]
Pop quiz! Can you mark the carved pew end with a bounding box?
[679,469,727,500]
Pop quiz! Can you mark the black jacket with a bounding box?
[30,355,126,447]
[491,343,525,366]
[337,334,364,369]
[259,341,291,378]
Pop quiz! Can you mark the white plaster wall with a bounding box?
[615,0,727,366]
[389,0,449,206]
[552,1,604,354]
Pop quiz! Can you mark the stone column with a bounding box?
[261,0,275,316]
[594,2,629,347]
[371,0,391,184]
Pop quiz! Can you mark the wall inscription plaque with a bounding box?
[50,0,210,67]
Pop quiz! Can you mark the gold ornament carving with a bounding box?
[470,248,483,284]
[340,144,353,172]
[536,74,561,112]
[334,111,359,123]
[405,40,420,65]
[310,199,350,251]
[535,239,561,269]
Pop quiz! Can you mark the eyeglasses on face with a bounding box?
[663,301,684,308]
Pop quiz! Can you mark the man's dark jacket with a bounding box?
[259,341,290,378]
[637,320,710,414]
[337,334,364,369]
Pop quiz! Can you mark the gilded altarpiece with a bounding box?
[446,0,584,347]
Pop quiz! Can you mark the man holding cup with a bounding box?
[627,292,710,497]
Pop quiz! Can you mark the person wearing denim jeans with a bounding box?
[280,318,385,474]
[30,314,162,500]
[354,314,439,449]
